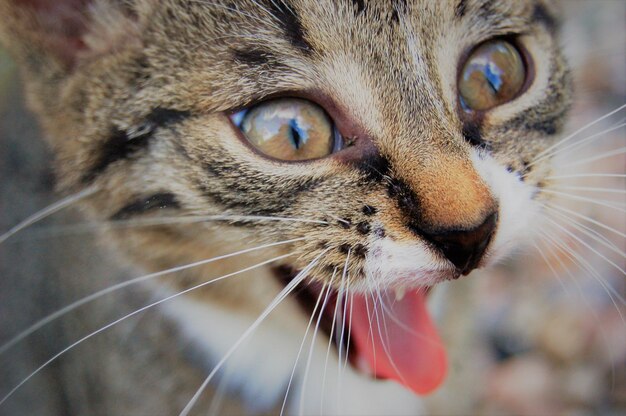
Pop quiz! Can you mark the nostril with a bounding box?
[425,212,498,275]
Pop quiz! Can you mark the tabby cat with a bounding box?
[0,0,623,415]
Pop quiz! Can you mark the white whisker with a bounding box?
[0,186,99,244]
[531,239,571,296]
[344,292,355,374]
[539,228,625,321]
[298,263,335,416]
[322,213,351,227]
[544,206,625,257]
[319,277,340,414]
[279,279,331,416]
[206,362,234,416]
[536,231,619,324]
[529,122,626,167]
[561,147,626,168]
[366,285,445,349]
[364,294,378,371]
[336,288,358,413]
[550,185,626,195]
[535,231,622,385]
[335,252,352,413]
[367,287,411,388]
[335,249,352,371]
[542,190,626,212]
[545,218,626,278]
[532,103,626,162]
[546,173,626,180]
[8,214,329,241]
[0,237,305,356]
[180,250,328,416]
[0,252,295,407]
[545,202,626,239]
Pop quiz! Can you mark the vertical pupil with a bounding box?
[233,98,336,161]
[289,118,306,149]
[484,63,502,93]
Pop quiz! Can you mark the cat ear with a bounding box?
[0,0,140,74]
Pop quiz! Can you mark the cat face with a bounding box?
[0,0,571,281]
[0,0,573,404]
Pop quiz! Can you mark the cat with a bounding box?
[0,0,624,415]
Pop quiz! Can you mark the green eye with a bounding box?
[459,40,527,111]
[231,98,341,161]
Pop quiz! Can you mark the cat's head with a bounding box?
[0,0,572,397]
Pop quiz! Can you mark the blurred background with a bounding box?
[0,1,624,415]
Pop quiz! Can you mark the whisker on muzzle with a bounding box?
[181,249,329,416]
[0,185,100,244]
[0,252,296,408]
[0,237,305,357]
[4,214,329,242]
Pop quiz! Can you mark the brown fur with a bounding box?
[0,0,571,284]
[0,0,574,413]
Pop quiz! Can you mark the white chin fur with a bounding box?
[160,289,424,415]
[470,149,541,264]
[361,238,450,293]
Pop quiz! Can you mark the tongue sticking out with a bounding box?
[348,289,447,395]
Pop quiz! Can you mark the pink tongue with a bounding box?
[349,290,447,395]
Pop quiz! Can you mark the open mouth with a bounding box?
[273,265,448,396]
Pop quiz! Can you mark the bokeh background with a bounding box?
[0,1,624,415]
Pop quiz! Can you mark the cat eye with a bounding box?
[231,98,342,161]
[458,40,527,112]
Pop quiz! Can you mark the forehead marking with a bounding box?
[531,2,558,33]
[267,1,313,55]
[455,0,469,19]
[232,48,285,68]
[400,16,449,120]
[321,53,384,137]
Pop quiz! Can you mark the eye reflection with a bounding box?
[231,98,340,161]
[459,40,527,111]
